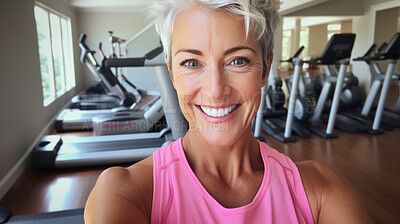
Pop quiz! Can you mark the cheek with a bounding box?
[230,72,263,102]
[173,74,202,110]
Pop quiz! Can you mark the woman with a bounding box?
[85,0,372,223]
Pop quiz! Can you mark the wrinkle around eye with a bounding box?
[229,57,250,67]
[225,59,263,74]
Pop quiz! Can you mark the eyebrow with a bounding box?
[174,49,203,56]
[224,46,256,55]
[174,46,256,56]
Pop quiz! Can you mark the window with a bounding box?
[34,3,75,106]
[281,30,292,62]
[327,24,342,41]
[299,28,309,59]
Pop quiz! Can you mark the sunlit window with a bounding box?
[34,3,75,106]
[282,30,292,61]
[299,28,309,58]
[327,24,342,41]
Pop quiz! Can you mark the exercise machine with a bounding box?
[31,44,187,170]
[284,46,318,124]
[68,34,134,111]
[55,34,162,133]
[0,207,83,224]
[258,46,311,142]
[316,45,374,134]
[359,32,400,132]
[333,43,392,133]
[304,33,356,138]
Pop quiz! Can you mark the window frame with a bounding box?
[34,2,75,106]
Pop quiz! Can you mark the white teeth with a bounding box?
[217,108,224,117]
[211,108,218,117]
[204,107,211,115]
[200,104,238,117]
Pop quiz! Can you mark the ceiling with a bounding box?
[64,0,150,12]
[65,0,333,13]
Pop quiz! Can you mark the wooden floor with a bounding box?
[0,128,399,223]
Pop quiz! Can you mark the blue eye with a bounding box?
[231,57,250,66]
[181,60,200,69]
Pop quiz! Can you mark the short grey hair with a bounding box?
[147,0,281,74]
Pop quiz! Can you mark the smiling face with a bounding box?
[170,7,270,147]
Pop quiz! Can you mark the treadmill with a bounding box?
[0,207,84,224]
[55,34,161,132]
[31,44,187,170]
[69,34,132,110]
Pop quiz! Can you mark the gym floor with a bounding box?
[0,87,399,223]
[0,127,399,223]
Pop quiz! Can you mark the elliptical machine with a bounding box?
[258,46,311,142]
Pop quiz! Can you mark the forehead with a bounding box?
[171,7,260,54]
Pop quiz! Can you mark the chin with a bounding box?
[197,124,245,147]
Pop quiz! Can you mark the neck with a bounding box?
[182,128,263,186]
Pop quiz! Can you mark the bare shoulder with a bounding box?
[84,156,154,224]
[295,160,372,224]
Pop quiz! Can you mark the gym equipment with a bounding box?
[108,30,127,78]
[109,30,126,59]
[253,84,266,142]
[304,33,356,138]
[67,34,135,111]
[259,46,311,142]
[92,99,164,136]
[31,44,187,170]
[316,45,374,134]
[0,207,83,224]
[69,94,121,110]
[330,43,392,134]
[395,96,400,113]
[359,32,400,132]
[284,46,317,123]
[55,34,162,133]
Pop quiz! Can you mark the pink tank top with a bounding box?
[151,139,314,224]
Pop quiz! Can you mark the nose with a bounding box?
[205,64,230,101]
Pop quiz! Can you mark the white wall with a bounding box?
[308,24,328,58]
[288,0,364,17]
[352,0,400,90]
[0,0,82,199]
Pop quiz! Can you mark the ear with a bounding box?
[262,55,273,87]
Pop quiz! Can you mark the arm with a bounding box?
[296,161,373,224]
[84,158,153,224]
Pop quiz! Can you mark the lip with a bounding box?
[196,104,241,123]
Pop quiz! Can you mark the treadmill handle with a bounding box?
[105,57,146,68]
[105,45,164,68]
